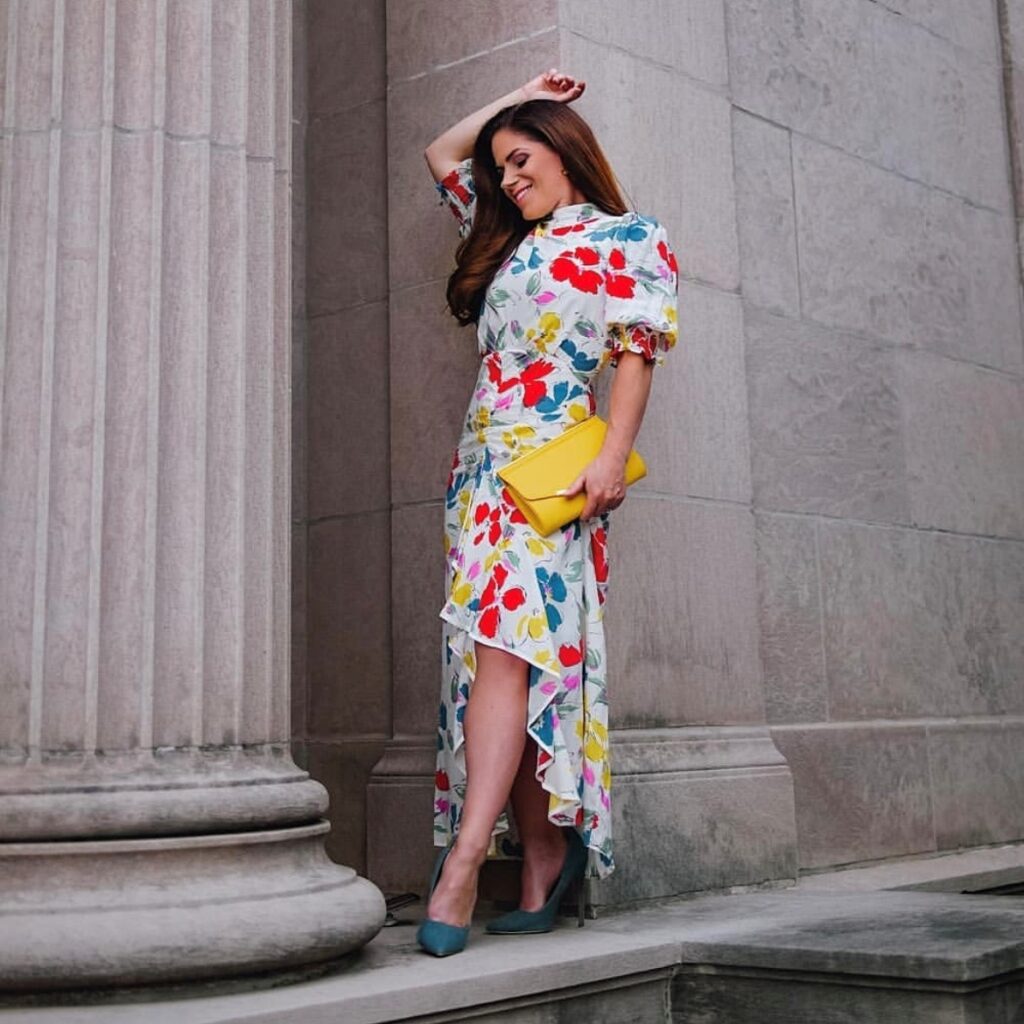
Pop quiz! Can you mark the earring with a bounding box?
[562,169,568,176]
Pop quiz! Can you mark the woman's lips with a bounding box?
[513,185,532,204]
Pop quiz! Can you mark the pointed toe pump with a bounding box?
[486,828,589,935]
[416,845,471,957]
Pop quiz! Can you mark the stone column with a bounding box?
[0,0,383,990]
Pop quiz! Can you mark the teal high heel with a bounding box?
[416,844,471,957]
[486,828,589,935]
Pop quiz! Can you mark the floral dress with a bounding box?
[432,158,679,879]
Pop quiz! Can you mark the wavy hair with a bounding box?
[445,99,629,326]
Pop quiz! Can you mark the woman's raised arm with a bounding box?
[423,69,586,183]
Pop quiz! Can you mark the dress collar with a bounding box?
[537,201,602,226]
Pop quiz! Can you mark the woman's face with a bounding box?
[491,128,584,220]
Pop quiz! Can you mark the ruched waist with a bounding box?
[455,349,597,471]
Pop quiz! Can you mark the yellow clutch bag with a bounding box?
[495,416,646,537]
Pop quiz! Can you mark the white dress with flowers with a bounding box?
[432,158,679,878]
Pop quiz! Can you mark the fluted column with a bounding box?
[0,0,383,990]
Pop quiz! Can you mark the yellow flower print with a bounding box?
[525,311,562,354]
[472,405,491,443]
[501,423,536,452]
[525,535,556,557]
[449,572,473,606]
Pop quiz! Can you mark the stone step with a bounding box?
[3,845,1024,1023]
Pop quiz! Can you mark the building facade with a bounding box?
[2,0,1023,993]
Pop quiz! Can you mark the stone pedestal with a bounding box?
[0,0,383,990]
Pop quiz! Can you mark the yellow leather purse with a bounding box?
[496,416,647,536]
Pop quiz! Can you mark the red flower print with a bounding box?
[658,238,679,274]
[479,605,500,638]
[480,574,498,610]
[551,222,588,237]
[435,769,450,791]
[440,166,472,207]
[550,247,602,294]
[502,587,527,611]
[575,806,585,826]
[474,501,491,526]
[558,643,582,667]
[501,486,529,524]
[498,358,555,407]
[493,563,509,587]
[604,249,637,300]
[486,352,504,387]
[591,526,609,584]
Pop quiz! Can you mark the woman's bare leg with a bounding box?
[509,741,572,911]
[426,642,529,927]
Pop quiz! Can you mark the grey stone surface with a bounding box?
[389,502,447,736]
[754,513,827,724]
[899,350,1024,539]
[387,0,558,82]
[731,111,800,318]
[307,0,385,117]
[594,727,797,904]
[745,306,907,521]
[929,719,1024,850]
[389,280,479,506]
[304,737,388,876]
[878,0,1000,58]
[563,30,740,293]
[0,0,386,988]
[727,0,1011,210]
[307,302,391,519]
[606,498,765,728]
[639,282,750,503]
[6,885,1024,1022]
[306,98,388,317]
[791,135,1023,373]
[561,0,728,88]
[0,824,385,992]
[772,724,935,869]
[673,969,1012,1024]
[366,738,442,894]
[817,522,1024,720]
[307,512,393,738]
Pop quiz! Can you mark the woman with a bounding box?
[419,69,679,956]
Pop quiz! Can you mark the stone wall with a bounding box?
[292,0,393,874]
[730,0,1024,869]
[295,0,1024,892]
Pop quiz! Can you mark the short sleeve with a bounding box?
[434,157,477,239]
[603,215,679,367]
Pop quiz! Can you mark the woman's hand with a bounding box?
[521,68,586,104]
[562,450,627,521]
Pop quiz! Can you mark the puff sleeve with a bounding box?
[603,214,679,367]
[434,157,477,239]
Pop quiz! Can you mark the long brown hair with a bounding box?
[445,99,629,326]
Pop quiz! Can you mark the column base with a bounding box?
[592,726,799,906]
[367,727,799,905]
[0,821,385,991]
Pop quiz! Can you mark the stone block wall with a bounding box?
[291,0,392,873]
[730,0,1024,869]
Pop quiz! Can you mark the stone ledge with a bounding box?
[4,846,1024,1023]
